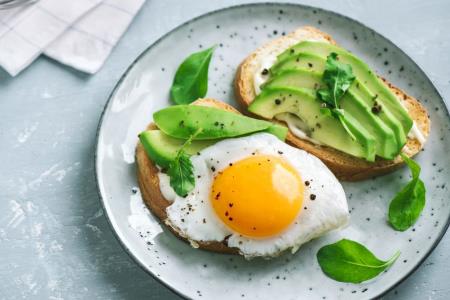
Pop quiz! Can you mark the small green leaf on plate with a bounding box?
[317,239,400,283]
[170,46,215,104]
[388,153,426,231]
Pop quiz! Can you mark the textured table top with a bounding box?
[0,0,449,299]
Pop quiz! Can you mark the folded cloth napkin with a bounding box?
[0,0,145,76]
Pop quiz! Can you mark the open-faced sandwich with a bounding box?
[136,99,350,258]
[235,26,430,180]
[134,27,428,281]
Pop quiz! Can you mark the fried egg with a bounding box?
[158,133,349,258]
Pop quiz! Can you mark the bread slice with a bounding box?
[136,98,242,254]
[235,26,430,181]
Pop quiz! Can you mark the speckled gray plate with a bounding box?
[95,3,450,300]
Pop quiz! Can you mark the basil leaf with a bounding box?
[317,239,400,283]
[388,154,426,231]
[317,52,356,139]
[167,128,202,197]
[170,46,215,104]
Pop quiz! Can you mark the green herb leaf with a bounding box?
[317,52,356,139]
[167,150,195,197]
[333,108,357,141]
[170,46,215,104]
[167,128,202,197]
[388,154,426,231]
[317,239,400,283]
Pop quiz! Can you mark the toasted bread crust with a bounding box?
[136,99,240,254]
[234,26,430,180]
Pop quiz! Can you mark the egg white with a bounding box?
[158,133,349,258]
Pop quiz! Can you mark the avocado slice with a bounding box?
[139,130,216,168]
[248,87,376,161]
[263,69,325,90]
[263,69,400,159]
[277,41,413,137]
[268,57,407,147]
[350,79,407,147]
[270,52,325,75]
[153,105,287,141]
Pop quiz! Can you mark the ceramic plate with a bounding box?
[95,3,450,299]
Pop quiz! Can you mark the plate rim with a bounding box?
[94,2,450,299]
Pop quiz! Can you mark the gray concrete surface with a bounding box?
[0,0,449,299]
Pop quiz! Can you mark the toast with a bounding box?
[235,26,430,181]
[136,98,241,254]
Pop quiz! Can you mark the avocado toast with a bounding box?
[235,26,430,180]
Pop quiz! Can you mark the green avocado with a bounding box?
[248,87,376,161]
[153,105,287,141]
[268,54,407,148]
[263,70,400,159]
[139,130,216,168]
[270,52,325,75]
[277,41,413,137]
[350,79,407,147]
[263,69,325,90]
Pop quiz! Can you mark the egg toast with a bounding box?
[136,98,243,254]
[235,26,430,180]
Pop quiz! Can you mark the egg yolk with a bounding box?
[210,155,304,238]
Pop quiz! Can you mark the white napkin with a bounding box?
[0,0,145,76]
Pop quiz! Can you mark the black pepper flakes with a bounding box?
[310,194,316,200]
[372,104,382,114]
[305,181,310,186]
[211,166,216,172]
[215,192,221,200]
[261,68,269,75]
[274,98,282,105]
